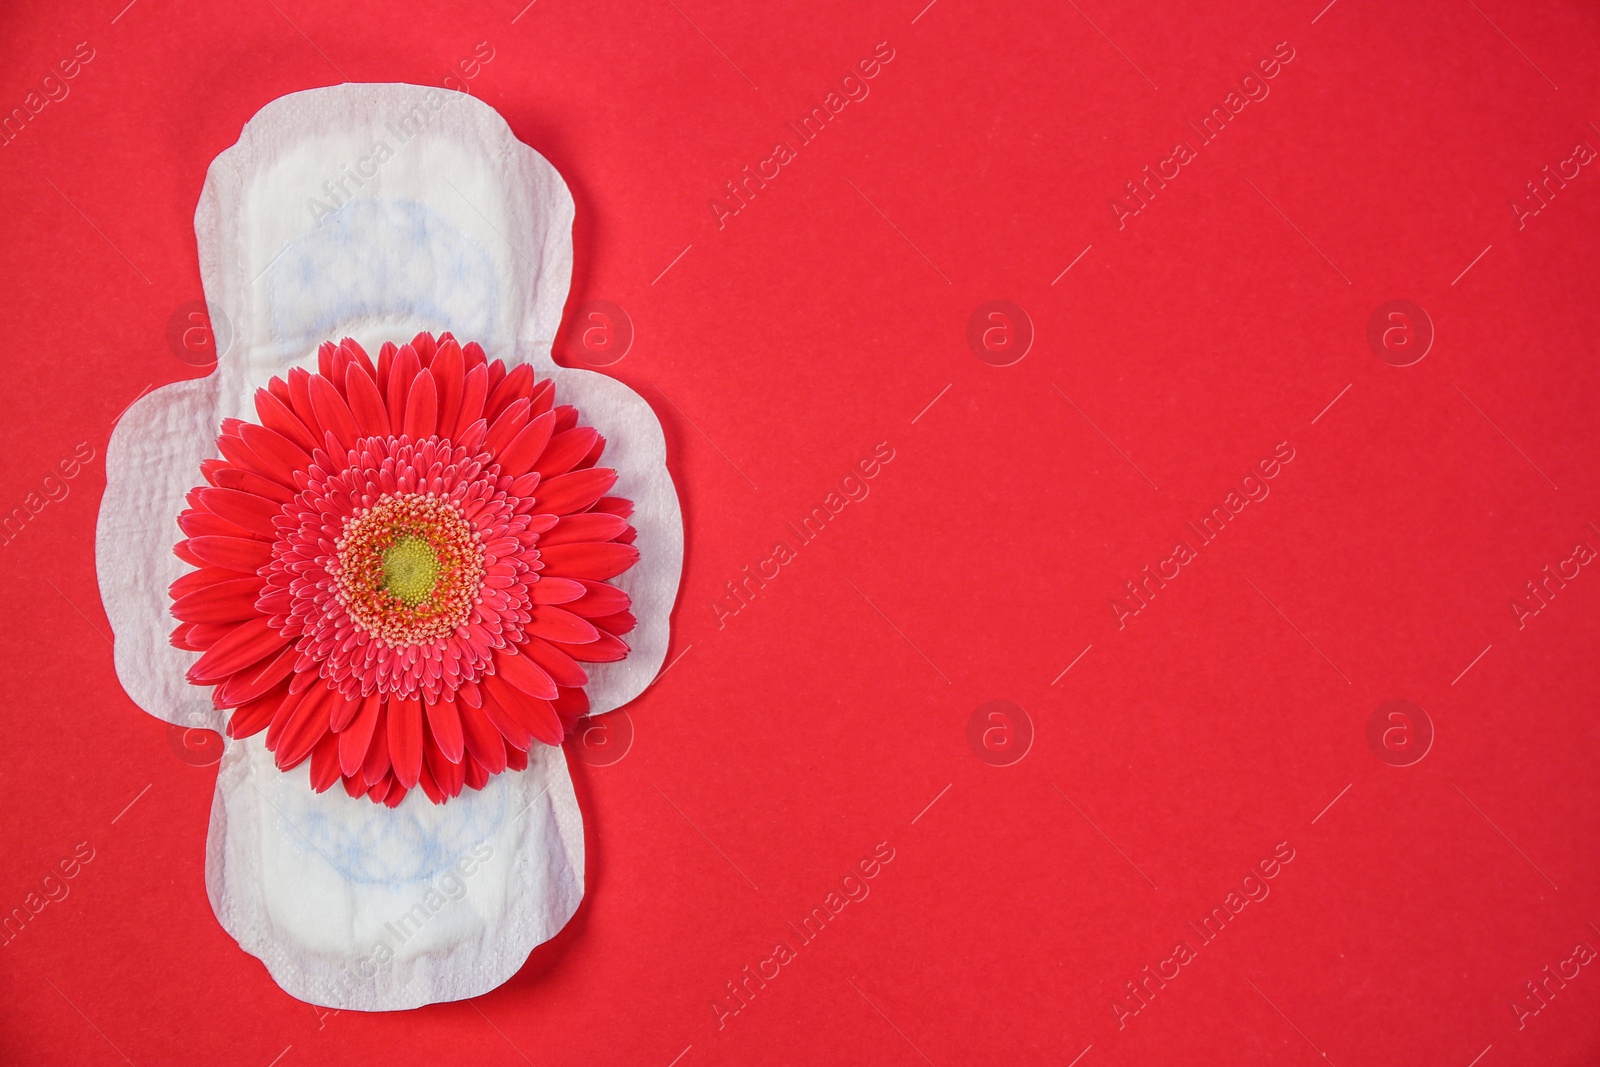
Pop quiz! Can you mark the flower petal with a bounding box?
[273,683,334,768]
[308,373,362,453]
[528,577,586,604]
[402,368,438,439]
[361,705,391,786]
[527,605,600,645]
[187,615,288,683]
[590,610,636,636]
[481,673,562,747]
[338,692,383,777]
[533,428,598,479]
[536,467,617,516]
[476,682,533,750]
[453,363,489,438]
[343,361,390,437]
[494,648,559,700]
[183,535,274,573]
[538,512,629,547]
[238,423,313,482]
[563,578,632,618]
[254,388,320,452]
[487,361,534,420]
[309,731,343,793]
[456,699,508,773]
[424,693,466,764]
[227,678,290,738]
[216,644,299,707]
[328,689,368,732]
[549,630,630,663]
[431,338,465,432]
[210,467,295,504]
[179,509,260,541]
[519,636,589,688]
[424,732,465,798]
[539,541,639,581]
[387,694,425,789]
[171,576,265,624]
[495,412,557,478]
[196,487,284,538]
[485,397,530,454]
[387,344,421,422]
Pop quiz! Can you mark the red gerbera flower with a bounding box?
[169,332,639,807]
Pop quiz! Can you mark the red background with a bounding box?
[4,0,1600,1064]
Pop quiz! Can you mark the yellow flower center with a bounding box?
[381,535,439,606]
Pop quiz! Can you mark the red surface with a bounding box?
[3,0,1600,1064]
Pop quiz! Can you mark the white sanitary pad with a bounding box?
[95,83,682,1010]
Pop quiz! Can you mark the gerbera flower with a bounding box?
[170,331,639,807]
